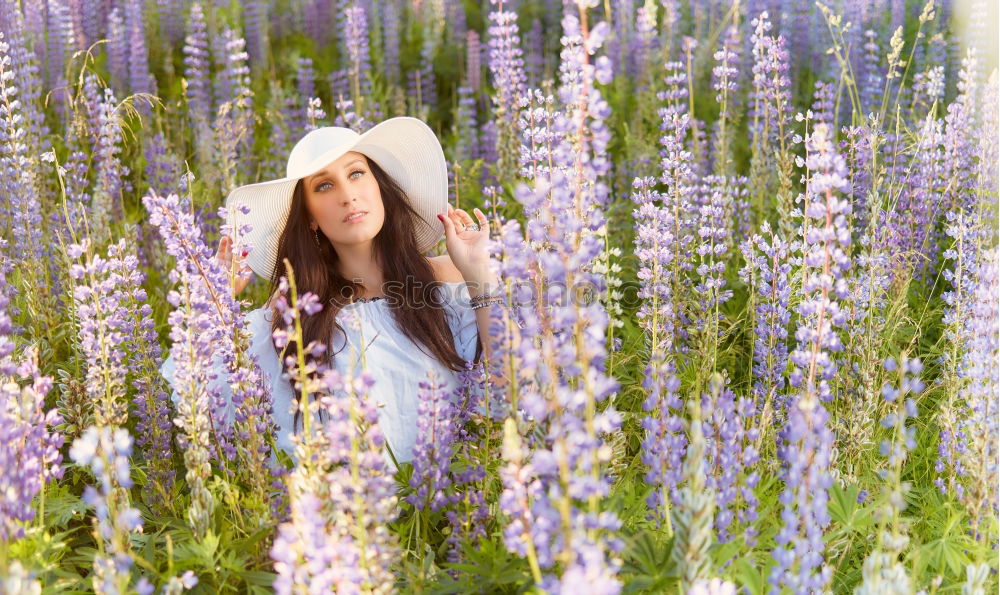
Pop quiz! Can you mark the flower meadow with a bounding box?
[0,0,997,592]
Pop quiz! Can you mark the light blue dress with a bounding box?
[161,281,480,468]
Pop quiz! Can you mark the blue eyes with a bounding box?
[314,170,364,192]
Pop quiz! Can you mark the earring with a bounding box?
[312,227,321,247]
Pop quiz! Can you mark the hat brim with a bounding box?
[224,117,448,281]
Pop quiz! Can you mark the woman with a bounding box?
[163,117,503,467]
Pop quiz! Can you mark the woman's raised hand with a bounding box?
[438,205,491,277]
[216,235,253,296]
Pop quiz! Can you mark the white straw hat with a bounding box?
[225,117,449,281]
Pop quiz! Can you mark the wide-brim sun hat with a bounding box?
[225,116,449,281]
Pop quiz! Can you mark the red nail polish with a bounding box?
[437,214,444,221]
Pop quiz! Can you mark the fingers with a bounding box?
[453,205,476,228]
[446,204,466,231]
[216,235,231,260]
[437,212,456,237]
[448,204,488,234]
[472,208,488,229]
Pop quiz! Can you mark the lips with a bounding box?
[343,211,368,223]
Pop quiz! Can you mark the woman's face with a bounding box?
[302,150,384,248]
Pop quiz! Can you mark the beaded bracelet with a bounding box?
[469,289,504,307]
[470,295,505,310]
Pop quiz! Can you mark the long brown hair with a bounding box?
[269,157,468,404]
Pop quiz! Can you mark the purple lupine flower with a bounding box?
[454,85,479,161]
[711,25,740,175]
[913,58,948,118]
[265,82,293,179]
[656,60,697,354]
[632,176,686,524]
[486,0,527,173]
[879,357,923,469]
[860,30,883,118]
[701,382,743,543]
[478,119,499,184]
[45,0,74,107]
[182,3,212,127]
[445,0,468,48]
[71,426,143,594]
[894,114,947,281]
[147,192,278,524]
[59,150,93,235]
[840,124,875,232]
[305,97,326,130]
[689,176,735,345]
[381,0,401,85]
[942,52,981,215]
[525,18,545,88]
[954,247,999,538]
[770,123,849,592]
[415,34,438,114]
[269,278,399,592]
[330,97,368,131]
[631,4,658,85]
[88,79,130,241]
[465,30,481,93]
[736,395,761,546]
[0,4,48,154]
[106,7,128,93]
[289,57,316,134]
[0,270,64,543]
[20,1,46,66]
[328,67,350,106]
[857,356,923,593]
[607,0,633,80]
[155,0,186,47]
[417,0,444,114]
[0,33,45,273]
[937,230,999,538]
[211,25,232,112]
[739,222,793,415]
[125,0,156,101]
[701,386,760,543]
[145,193,227,537]
[143,132,184,197]
[786,123,852,404]
[301,0,333,48]
[67,239,133,428]
[936,212,979,497]
[343,5,371,108]
[498,418,551,580]
[495,7,623,590]
[810,80,837,130]
[213,29,254,193]
[108,240,176,504]
[515,89,559,181]
[271,492,363,594]
[443,363,490,566]
[408,371,459,512]
[748,12,794,228]
[243,0,267,68]
[977,72,998,201]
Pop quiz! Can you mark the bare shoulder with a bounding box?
[426,254,466,283]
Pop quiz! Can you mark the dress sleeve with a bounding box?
[441,281,481,363]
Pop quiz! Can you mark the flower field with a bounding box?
[1,0,998,593]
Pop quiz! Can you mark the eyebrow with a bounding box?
[307,159,367,184]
